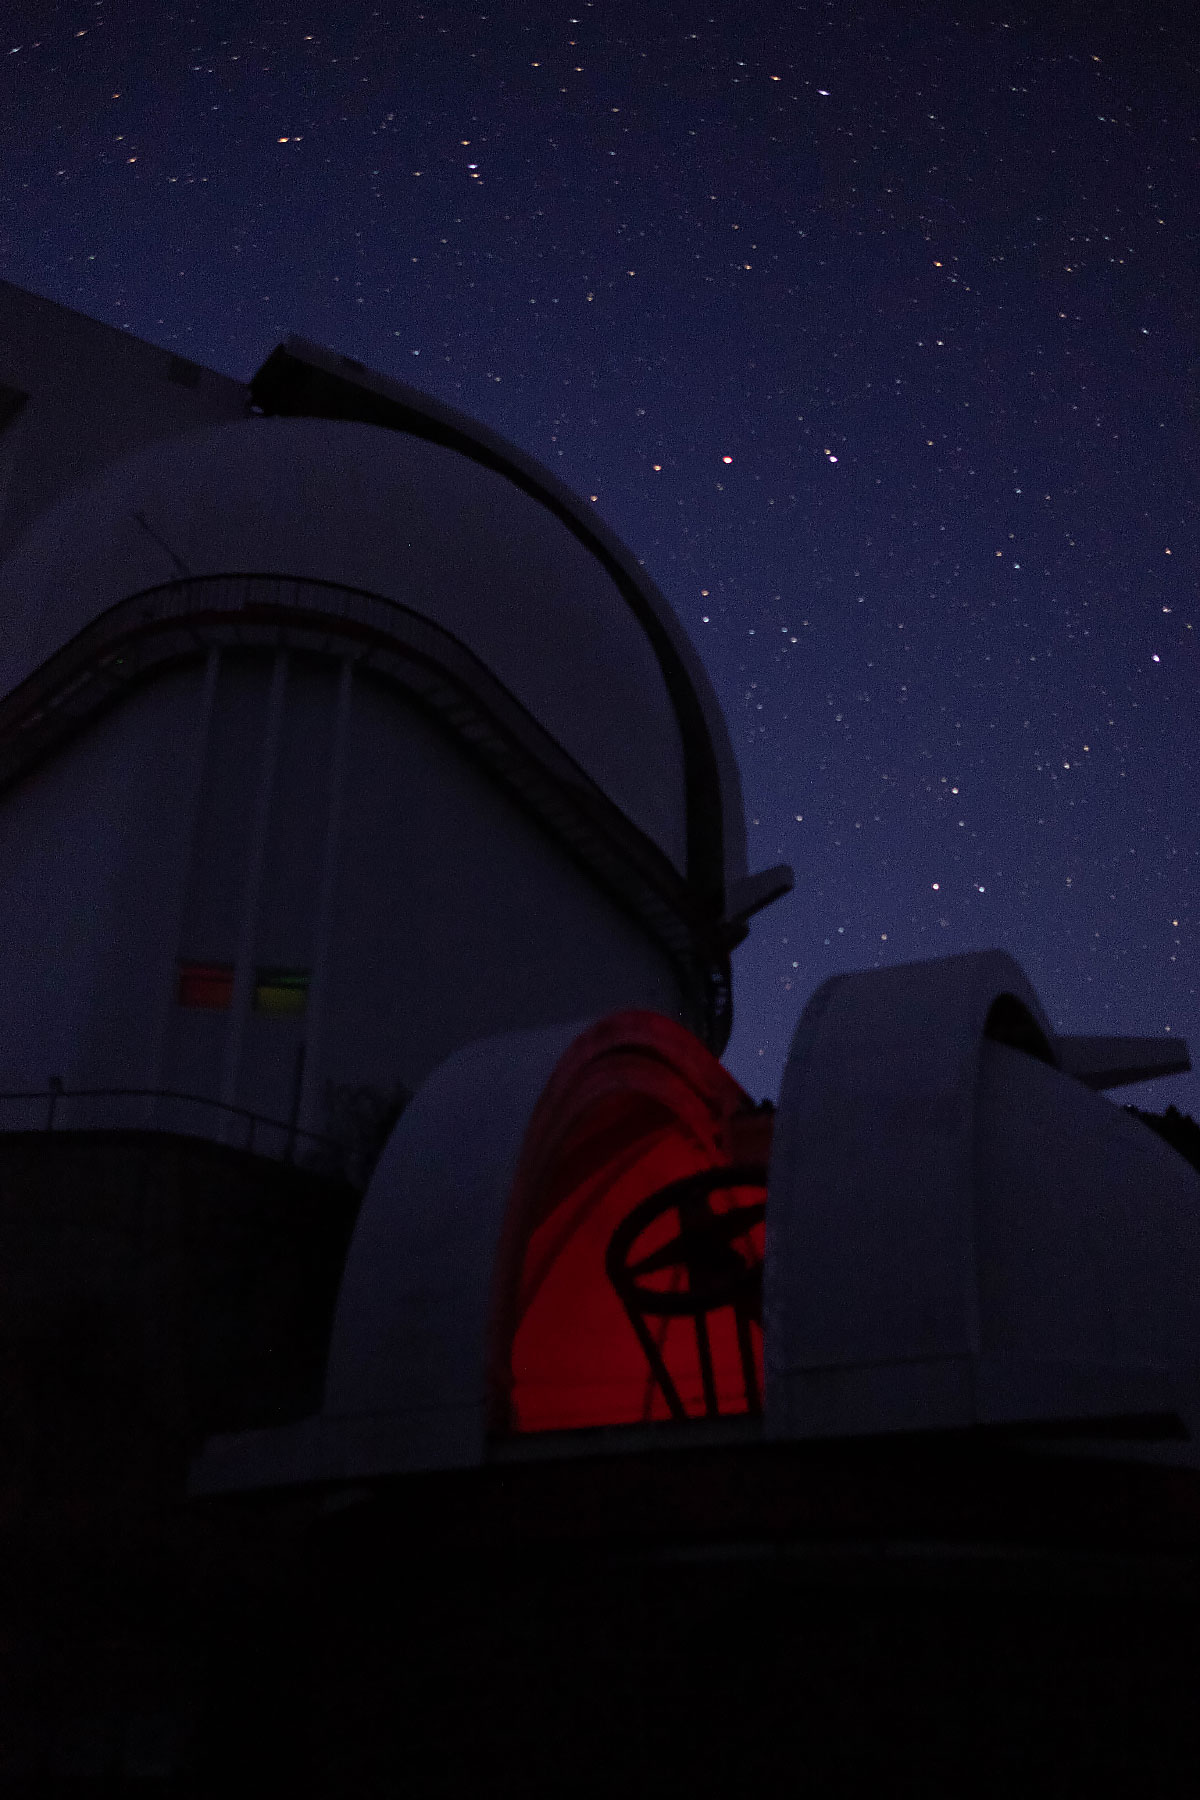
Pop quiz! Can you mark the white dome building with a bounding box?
[3,281,1200,1794]
[0,295,790,1172]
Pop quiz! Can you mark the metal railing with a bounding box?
[0,1079,348,1167]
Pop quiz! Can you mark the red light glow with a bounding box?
[491,1012,771,1434]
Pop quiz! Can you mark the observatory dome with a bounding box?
[767,951,1200,1448]
[0,344,791,1160]
[193,954,1200,1499]
[0,411,724,876]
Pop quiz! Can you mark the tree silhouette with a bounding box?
[1124,1104,1200,1177]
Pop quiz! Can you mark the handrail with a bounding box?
[0,572,726,1045]
[0,1080,347,1164]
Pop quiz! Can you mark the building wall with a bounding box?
[0,666,205,1100]
[0,1131,359,1492]
[0,649,689,1158]
[318,666,689,1110]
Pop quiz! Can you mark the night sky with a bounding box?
[2,1,1196,1114]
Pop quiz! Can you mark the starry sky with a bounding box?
[1,0,1196,1113]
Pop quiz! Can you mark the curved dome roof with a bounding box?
[0,411,742,879]
[767,950,1200,1450]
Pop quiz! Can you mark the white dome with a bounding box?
[974,1037,1200,1430]
[767,950,1200,1453]
[0,412,725,875]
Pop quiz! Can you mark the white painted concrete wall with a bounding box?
[0,650,688,1154]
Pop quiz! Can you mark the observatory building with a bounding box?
[2,278,1200,1793]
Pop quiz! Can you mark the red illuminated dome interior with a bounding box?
[490,1011,773,1434]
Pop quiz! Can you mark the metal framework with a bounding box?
[0,1079,346,1166]
[606,1163,767,1423]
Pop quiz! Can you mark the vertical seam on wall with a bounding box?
[152,645,221,1116]
[220,648,290,1113]
[297,654,355,1143]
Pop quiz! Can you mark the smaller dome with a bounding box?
[766,950,1200,1452]
[190,1009,766,1494]
[974,1037,1200,1431]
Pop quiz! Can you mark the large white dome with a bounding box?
[0,411,725,877]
